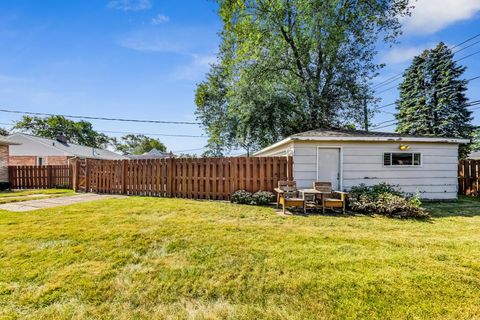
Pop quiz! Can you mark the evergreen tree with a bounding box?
[396,42,473,156]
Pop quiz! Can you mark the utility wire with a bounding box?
[171,147,207,153]
[456,49,480,62]
[452,39,480,54]
[372,101,480,130]
[0,108,201,125]
[373,32,480,90]
[451,32,480,50]
[99,130,205,138]
[374,102,396,110]
[0,122,206,138]
[375,74,480,95]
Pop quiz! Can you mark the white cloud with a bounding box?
[152,14,170,25]
[118,30,186,53]
[403,0,480,34]
[382,45,426,64]
[117,27,215,54]
[174,54,217,81]
[107,0,151,11]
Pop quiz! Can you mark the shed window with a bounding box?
[384,153,421,166]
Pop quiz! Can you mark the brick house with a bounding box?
[7,133,127,165]
[0,137,19,184]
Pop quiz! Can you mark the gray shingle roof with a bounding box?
[126,149,173,159]
[7,133,127,160]
[290,128,461,139]
[0,136,19,146]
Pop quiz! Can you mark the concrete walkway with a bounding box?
[0,194,125,212]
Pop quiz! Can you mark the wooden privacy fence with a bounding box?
[458,160,480,196]
[71,157,293,200]
[9,165,72,189]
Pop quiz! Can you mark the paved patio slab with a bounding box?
[0,194,125,212]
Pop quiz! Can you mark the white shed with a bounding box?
[254,129,468,200]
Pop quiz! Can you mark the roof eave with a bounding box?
[291,136,470,144]
[253,137,293,156]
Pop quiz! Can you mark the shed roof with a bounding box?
[126,149,173,159]
[7,133,127,160]
[255,128,470,155]
[0,136,19,146]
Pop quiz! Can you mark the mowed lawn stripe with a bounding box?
[0,197,479,319]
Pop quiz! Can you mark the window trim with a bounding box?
[383,152,422,167]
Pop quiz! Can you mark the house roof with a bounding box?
[468,151,480,159]
[6,133,127,160]
[255,128,470,155]
[126,149,173,159]
[0,136,20,146]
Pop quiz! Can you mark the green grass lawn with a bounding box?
[0,196,479,319]
[0,189,75,204]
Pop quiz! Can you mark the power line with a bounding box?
[0,108,201,125]
[373,32,480,90]
[0,122,206,139]
[453,39,480,54]
[374,102,396,110]
[372,101,480,130]
[372,123,397,130]
[172,147,207,153]
[375,74,480,95]
[456,49,480,62]
[451,32,480,50]
[376,84,399,94]
[99,130,205,138]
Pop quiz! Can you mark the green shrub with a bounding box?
[349,183,428,218]
[231,190,253,204]
[252,191,274,205]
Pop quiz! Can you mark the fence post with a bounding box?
[46,165,52,188]
[71,160,77,191]
[121,160,127,195]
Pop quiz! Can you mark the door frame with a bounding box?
[316,146,343,190]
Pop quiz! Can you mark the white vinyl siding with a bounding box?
[253,142,293,157]
[290,141,459,200]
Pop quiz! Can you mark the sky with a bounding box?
[0,0,479,155]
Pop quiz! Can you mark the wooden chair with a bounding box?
[313,182,347,214]
[274,181,306,214]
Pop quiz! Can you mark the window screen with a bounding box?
[383,153,421,166]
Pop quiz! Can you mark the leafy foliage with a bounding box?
[396,42,474,157]
[14,115,110,148]
[469,129,480,153]
[231,190,253,204]
[196,0,412,154]
[252,191,275,205]
[349,183,428,218]
[0,127,9,136]
[112,134,167,155]
[231,190,275,205]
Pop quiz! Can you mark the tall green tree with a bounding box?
[14,115,110,148]
[396,42,474,156]
[112,134,167,155]
[196,0,411,154]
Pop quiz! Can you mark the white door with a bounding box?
[317,148,341,190]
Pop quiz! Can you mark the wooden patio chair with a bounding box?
[274,181,306,214]
[313,182,347,214]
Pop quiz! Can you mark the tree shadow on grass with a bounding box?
[424,196,480,218]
